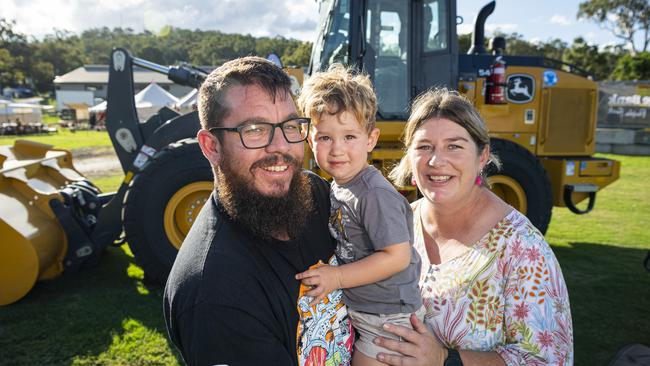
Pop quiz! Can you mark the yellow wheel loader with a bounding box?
[0,0,620,305]
[1,53,213,305]
[307,0,619,231]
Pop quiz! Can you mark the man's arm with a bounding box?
[169,301,295,366]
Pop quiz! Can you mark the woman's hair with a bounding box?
[297,63,377,133]
[389,88,500,187]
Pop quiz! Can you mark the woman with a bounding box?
[375,89,573,366]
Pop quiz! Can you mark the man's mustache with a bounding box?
[251,153,301,170]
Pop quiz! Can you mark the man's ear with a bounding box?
[367,127,380,152]
[197,129,221,167]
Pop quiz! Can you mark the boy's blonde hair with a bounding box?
[297,64,377,133]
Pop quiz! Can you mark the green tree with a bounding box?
[610,51,650,80]
[282,41,312,66]
[563,37,621,80]
[458,33,472,54]
[578,0,650,54]
[0,18,30,88]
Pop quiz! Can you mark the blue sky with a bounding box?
[3,0,631,50]
[456,0,624,48]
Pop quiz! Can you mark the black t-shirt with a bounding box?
[164,172,354,366]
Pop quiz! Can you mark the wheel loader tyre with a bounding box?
[487,139,553,234]
[123,139,213,284]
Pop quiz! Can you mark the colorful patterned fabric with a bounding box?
[412,200,574,366]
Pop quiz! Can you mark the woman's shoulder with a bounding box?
[497,209,558,264]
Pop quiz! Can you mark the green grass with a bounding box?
[94,175,125,193]
[42,114,60,124]
[0,129,112,150]
[546,153,650,365]
[0,153,648,365]
[0,245,182,366]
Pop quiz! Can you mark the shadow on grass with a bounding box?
[553,242,650,366]
[0,244,183,366]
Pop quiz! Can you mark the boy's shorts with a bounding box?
[348,305,426,359]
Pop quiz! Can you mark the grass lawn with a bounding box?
[0,153,648,365]
[546,153,650,365]
[0,129,112,150]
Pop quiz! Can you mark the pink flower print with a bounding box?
[513,302,530,320]
[537,330,553,349]
[510,238,524,258]
[525,247,541,263]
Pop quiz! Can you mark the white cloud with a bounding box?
[3,0,320,41]
[530,16,545,24]
[485,23,518,33]
[550,15,571,26]
[457,23,474,35]
[584,32,597,41]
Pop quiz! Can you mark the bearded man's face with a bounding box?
[212,84,312,239]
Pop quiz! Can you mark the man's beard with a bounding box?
[216,153,313,241]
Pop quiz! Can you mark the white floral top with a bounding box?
[413,200,573,366]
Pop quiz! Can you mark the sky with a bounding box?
[1,0,635,50]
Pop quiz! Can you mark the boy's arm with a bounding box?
[295,241,411,305]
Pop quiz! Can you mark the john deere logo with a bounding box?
[506,74,535,104]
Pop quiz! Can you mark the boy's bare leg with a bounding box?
[352,350,388,366]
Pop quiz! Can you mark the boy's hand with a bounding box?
[295,265,343,306]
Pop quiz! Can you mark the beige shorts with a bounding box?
[348,305,426,359]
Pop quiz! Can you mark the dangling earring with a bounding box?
[475,170,483,186]
[411,177,417,186]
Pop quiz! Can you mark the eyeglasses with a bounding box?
[208,117,311,149]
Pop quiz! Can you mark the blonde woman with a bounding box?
[375,89,573,366]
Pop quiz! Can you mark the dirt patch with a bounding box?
[71,146,122,179]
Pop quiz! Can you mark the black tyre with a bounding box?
[123,139,213,284]
[487,139,553,234]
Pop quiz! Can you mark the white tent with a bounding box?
[88,82,179,121]
[135,83,178,120]
[0,100,43,123]
[174,88,198,114]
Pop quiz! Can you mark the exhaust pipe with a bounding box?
[468,0,496,55]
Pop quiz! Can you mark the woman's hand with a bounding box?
[375,313,448,366]
[295,265,343,306]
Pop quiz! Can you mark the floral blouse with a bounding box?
[412,200,574,366]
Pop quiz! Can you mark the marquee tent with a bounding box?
[89,82,179,121]
[174,88,198,114]
[0,99,43,124]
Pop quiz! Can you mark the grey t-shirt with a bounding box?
[329,165,422,314]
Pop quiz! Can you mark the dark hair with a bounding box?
[198,56,292,129]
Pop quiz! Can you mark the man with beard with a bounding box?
[163,57,354,366]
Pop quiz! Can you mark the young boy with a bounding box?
[295,64,424,366]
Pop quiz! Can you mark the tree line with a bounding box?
[458,32,650,82]
[0,19,312,94]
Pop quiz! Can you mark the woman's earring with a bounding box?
[411,177,417,186]
[475,170,483,186]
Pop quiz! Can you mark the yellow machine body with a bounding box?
[0,140,85,305]
[303,64,620,209]
[459,66,620,206]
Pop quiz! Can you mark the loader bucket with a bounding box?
[0,140,86,305]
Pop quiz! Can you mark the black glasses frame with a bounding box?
[208,117,311,149]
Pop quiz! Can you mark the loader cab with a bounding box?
[310,0,459,120]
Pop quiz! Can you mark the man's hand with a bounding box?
[295,265,343,306]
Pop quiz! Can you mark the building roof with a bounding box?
[54,65,174,85]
